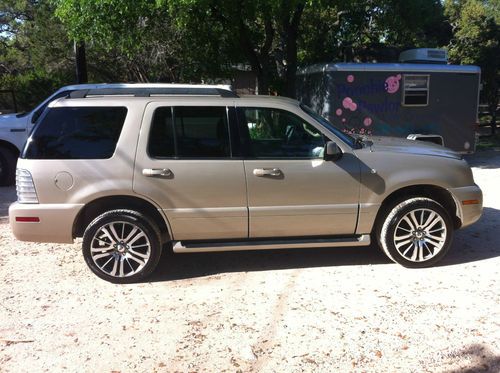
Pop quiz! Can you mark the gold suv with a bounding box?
[9,85,483,283]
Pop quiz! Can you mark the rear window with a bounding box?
[148,106,230,158]
[23,107,127,159]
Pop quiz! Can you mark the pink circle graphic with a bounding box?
[385,75,402,94]
[347,75,354,83]
[342,97,357,111]
[363,117,372,127]
[342,97,352,109]
[341,118,346,123]
[336,108,342,116]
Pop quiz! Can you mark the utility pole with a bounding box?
[74,41,88,84]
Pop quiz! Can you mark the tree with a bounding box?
[298,0,452,65]
[445,0,500,134]
[165,0,309,97]
[0,1,75,110]
[54,0,455,97]
[54,0,225,83]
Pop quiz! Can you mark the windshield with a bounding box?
[300,104,358,148]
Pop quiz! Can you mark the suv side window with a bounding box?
[239,107,325,158]
[175,107,230,158]
[148,107,175,158]
[23,106,127,159]
[148,106,231,159]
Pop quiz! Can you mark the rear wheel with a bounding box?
[0,147,17,186]
[377,197,454,268]
[82,209,162,283]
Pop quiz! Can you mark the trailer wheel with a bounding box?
[0,146,17,186]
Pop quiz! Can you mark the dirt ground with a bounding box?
[1,151,499,373]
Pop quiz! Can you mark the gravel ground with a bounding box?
[0,151,499,373]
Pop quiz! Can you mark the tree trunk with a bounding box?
[489,91,498,135]
[236,12,274,95]
[491,106,497,135]
[283,32,298,98]
[74,41,88,84]
[282,2,305,98]
[257,66,271,95]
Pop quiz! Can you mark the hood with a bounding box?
[0,112,29,129]
[360,136,462,160]
[0,113,20,121]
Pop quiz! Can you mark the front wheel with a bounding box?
[377,197,454,268]
[82,209,162,283]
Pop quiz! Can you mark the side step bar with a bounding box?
[173,235,370,253]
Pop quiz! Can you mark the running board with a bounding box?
[172,235,370,253]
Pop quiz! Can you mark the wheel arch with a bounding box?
[373,184,461,234]
[0,140,20,186]
[73,195,172,243]
[0,140,20,157]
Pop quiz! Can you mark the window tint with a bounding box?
[174,107,230,158]
[23,107,127,159]
[148,107,175,158]
[403,75,429,106]
[241,108,325,158]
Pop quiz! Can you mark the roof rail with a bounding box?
[68,86,239,99]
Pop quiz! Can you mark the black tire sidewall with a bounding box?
[382,199,453,268]
[82,210,162,283]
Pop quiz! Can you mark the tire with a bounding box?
[377,197,454,268]
[0,147,17,187]
[82,209,162,283]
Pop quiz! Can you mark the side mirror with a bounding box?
[324,141,342,161]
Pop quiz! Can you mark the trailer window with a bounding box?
[402,75,429,106]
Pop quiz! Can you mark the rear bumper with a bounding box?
[9,202,84,243]
[447,185,483,228]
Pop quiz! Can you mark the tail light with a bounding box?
[16,169,39,204]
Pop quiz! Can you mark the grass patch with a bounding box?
[476,133,500,151]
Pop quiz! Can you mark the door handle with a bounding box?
[253,168,282,177]
[142,168,172,177]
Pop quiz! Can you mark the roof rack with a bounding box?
[68,86,239,99]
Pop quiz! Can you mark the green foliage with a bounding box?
[476,133,500,150]
[445,0,500,133]
[54,0,156,53]
[0,71,69,112]
[0,1,75,110]
[298,0,451,64]
[1,0,496,112]
[161,0,311,95]
[445,0,499,64]
[53,0,229,82]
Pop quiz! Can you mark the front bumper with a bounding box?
[9,202,84,243]
[447,185,483,228]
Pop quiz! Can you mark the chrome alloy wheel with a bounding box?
[90,221,151,278]
[393,208,447,262]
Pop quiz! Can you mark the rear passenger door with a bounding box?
[133,103,247,240]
